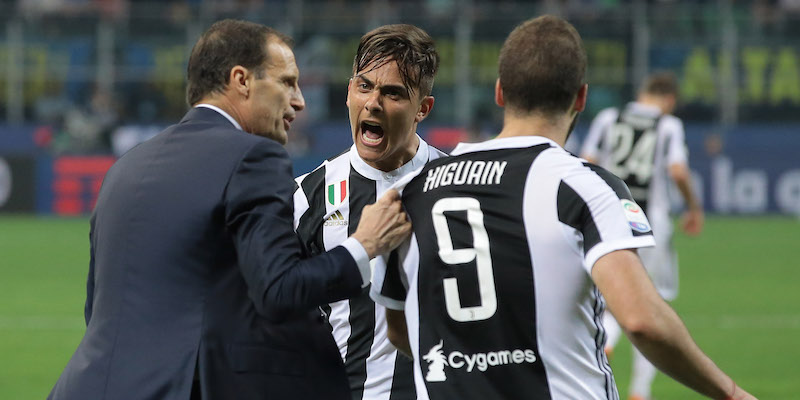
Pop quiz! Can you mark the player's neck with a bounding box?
[496,111,571,147]
[636,94,671,114]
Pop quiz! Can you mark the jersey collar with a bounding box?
[451,136,558,156]
[627,101,662,116]
[349,134,430,182]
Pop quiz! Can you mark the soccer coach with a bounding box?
[48,20,411,400]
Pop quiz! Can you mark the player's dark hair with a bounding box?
[353,24,439,98]
[186,19,292,106]
[641,71,679,97]
[498,15,587,116]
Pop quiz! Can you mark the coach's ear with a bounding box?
[231,65,251,99]
[495,78,505,107]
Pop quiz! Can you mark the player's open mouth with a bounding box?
[360,121,384,146]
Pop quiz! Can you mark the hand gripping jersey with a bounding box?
[371,136,655,400]
[293,136,446,400]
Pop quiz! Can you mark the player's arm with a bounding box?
[666,118,703,235]
[371,230,416,359]
[669,162,704,235]
[592,249,756,400]
[386,308,412,358]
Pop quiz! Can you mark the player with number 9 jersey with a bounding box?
[374,15,758,400]
[371,135,655,399]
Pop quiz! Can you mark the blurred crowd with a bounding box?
[10,0,800,21]
[4,0,800,157]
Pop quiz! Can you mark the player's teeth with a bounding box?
[362,132,381,144]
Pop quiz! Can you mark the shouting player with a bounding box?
[293,24,445,400]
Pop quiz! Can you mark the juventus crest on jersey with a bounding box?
[293,137,446,400]
[371,136,655,400]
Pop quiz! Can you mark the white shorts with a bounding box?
[638,212,678,301]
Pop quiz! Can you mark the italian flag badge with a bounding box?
[328,180,348,206]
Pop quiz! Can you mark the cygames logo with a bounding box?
[422,340,538,382]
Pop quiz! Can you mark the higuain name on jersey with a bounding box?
[423,160,507,192]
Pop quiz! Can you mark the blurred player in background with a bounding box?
[580,71,704,400]
[371,15,755,400]
[293,24,445,400]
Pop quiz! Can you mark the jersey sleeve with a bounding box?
[580,108,618,160]
[557,163,656,272]
[370,234,415,310]
[663,116,688,166]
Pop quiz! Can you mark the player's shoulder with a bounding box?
[572,161,633,200]
[411,140,459,175]
[658,114,685,134]
[398,153,451,194]
[592,107,621,124]
[294,146,352,188]
[534,142,590,171]
[426,143,449,161]
[397,143,477,197]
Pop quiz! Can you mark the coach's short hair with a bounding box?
[186,19,292,106]
[352,24,439,98]
[498,15,587,116]
[641,71,679,97]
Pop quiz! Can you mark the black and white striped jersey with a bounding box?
[293,136,446,400]
[581,103,688,300]
[371,136,655,400]
[580,102,688,219]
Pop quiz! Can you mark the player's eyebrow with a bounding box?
[354,74,410,98]
[353,74,374,87]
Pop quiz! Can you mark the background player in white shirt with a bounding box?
[293,24,445,400]
[580,72,704,400]
[371,15,755,400]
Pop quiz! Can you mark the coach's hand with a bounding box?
[352,189,412,258]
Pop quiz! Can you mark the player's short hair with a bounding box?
[186,19,292,106]
[641,71,679,97]
[352,24,439,98]
[498,15,586,116]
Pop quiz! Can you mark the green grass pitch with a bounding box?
[0,215,797,399]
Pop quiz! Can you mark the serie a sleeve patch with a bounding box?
[620,199,651,233]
